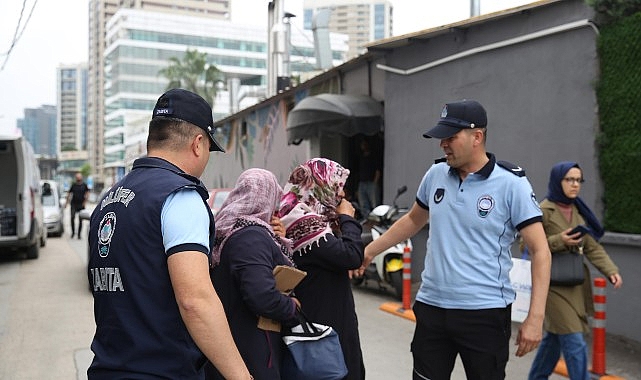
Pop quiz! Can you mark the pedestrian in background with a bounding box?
[87,88,252,380]
[358,99,551,379]
[528,161,622,380]
[279,158,366,380]
[356,138,382,217]
[66,172,89,239]
[205,168,300,380]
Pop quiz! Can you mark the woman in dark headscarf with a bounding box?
[279,158,365,380]
[205,168,298,380]
[528,161,622,380]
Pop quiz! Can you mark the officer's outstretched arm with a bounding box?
[356,202,428,276]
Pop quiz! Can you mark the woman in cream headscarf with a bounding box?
[279,158,365,380]
[205,168,298,380]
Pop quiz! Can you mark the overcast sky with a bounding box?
[0,0,532,135]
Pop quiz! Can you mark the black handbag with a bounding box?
[550,251,585,286]
[281,310,348,380]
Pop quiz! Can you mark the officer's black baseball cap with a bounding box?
[423,99,487,139]
[152,88,225,152]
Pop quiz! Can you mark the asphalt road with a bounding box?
[0,206,638,379]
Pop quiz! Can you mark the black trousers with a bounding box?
[70,204,84,236]
[411,301,511,380]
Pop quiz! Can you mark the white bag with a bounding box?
[509,257,531,323]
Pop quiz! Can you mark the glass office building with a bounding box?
[102,9,347,183]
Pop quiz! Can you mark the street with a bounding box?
[0,221,93,379]
[0,208,637,379]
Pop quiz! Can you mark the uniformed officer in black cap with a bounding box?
[358,99,551,380]
[87,89,253,380]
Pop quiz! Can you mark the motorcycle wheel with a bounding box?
[388,270,403,300]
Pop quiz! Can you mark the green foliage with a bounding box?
[81,163,92,178]
[586,0,641,24]
[158,49,223,106]
[595,12,641,233]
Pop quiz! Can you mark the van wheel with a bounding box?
[26,244,39,259]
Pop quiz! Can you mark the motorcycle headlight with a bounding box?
[385,258,403,273]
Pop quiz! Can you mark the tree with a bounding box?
[586,0,641,24]
[81,163,91,178]
[158,49,223,106]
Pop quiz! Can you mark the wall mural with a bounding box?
[202,97,308,189]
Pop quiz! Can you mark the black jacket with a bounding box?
[206,226,298,380]
[292,215,365,380]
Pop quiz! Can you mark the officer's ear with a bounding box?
[191,132,208,157]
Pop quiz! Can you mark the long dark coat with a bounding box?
[205,226,298,380]
[291,215,365,380]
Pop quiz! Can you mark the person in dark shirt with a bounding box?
[65,172,89,239]
[356,139,382,217]
[279,158,365,380]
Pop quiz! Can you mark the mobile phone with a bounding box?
[569,225,589,237]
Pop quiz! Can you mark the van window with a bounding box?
[42,194,57,207]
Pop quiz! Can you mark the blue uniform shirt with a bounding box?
[415,153,542,309]
[162,189,211,254]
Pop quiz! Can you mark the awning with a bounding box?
[286,94,383,145]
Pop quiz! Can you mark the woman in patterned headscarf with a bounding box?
[279,158,366,380]
[205,168,299,380]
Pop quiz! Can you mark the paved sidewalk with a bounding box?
[353,281,640,380]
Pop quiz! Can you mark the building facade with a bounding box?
[57,64,89,183]
[58,64,88,153]
[17,105,57,158]
[303,0,393,59]
[88,0,232,190]
[100,8,347,186]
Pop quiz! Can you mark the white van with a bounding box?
[0,135,47,259]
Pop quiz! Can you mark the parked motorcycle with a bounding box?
[352,186,412,300]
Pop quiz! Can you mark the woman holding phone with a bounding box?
[528,161,623,380]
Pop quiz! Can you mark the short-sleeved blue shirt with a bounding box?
[415,153,542,309]
[161,189,210,254]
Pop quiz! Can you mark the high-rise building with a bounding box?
[303,0,393,59]
[17,105,58,158]
[58,64,88,153]
[57,64,89,179]
[101,8,347,186]
[17,105,57,158]
[88,0,231,190]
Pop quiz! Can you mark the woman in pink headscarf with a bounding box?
[279,158,365,380]
[205,168,299,380]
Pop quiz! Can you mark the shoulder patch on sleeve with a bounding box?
[434,157,447,164]
[497,160,526,177]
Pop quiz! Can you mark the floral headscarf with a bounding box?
[278,158,350,253]
[212,168,292,267]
